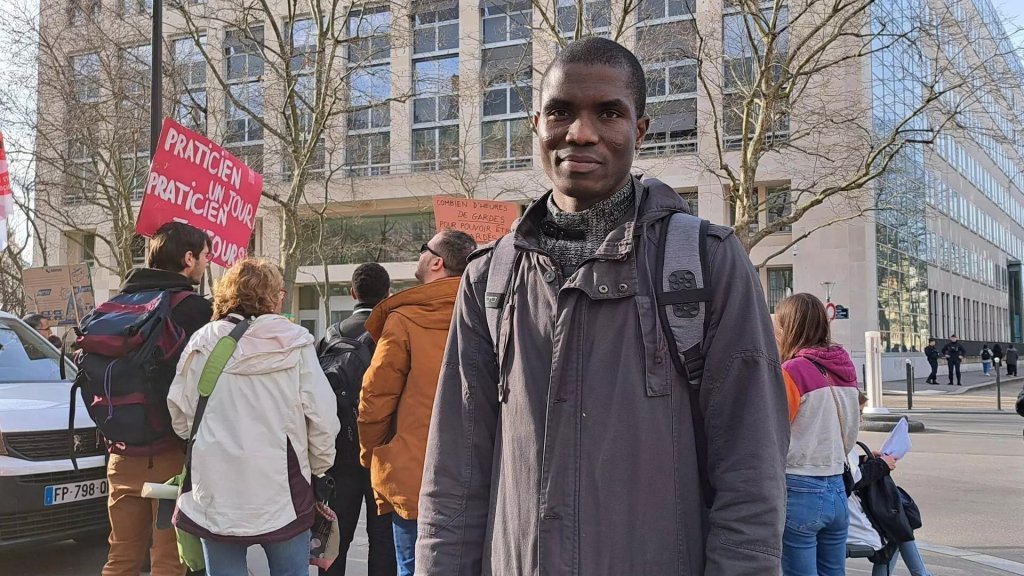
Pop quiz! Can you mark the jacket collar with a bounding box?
[513,175,692,258]
[364,276,461,339]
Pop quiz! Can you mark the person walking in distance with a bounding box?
[1006,344,1018,377]
[415,37,789,575]
[981,345,993,376]
[942,335,966,385]
[923,339,940,384]
[358,230,477,576]
[316,263,396,576]
[101,223,214,576]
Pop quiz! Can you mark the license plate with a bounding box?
[44,479,109,506]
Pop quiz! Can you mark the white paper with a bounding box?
[880,417,912,459]
[141,482,178,500]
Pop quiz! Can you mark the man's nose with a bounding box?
[566,115,599,145]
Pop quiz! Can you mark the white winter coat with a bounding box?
[167,314,340,542]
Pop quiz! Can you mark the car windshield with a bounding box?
[0,318,74,382]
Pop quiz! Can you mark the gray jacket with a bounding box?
[416,178,789,575]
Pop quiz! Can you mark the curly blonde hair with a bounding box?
[212,258,284,320]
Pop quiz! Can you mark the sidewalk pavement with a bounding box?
[881,368,1023,396]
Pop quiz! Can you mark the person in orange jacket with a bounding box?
[357,229,477,576]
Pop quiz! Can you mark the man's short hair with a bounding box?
[147,222,211,272]
[351,262,391,305]
[435,230,477,277]
[542,37,647,118]
[22,313,46,330]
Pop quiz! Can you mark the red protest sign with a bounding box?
[432,196,519,244]
[136,118,262,268]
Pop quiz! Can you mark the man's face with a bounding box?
[951,337,958,343]
[534,63,649,210]
[415,233,444,284]
[183,246,211,284]
[37,319,52,337]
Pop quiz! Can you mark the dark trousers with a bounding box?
[927,359,938,382]
[323,465,396,576]
[1008,363,1018,376]
[947,358,962,384]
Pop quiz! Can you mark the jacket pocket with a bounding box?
[369,442,403,507]
[636,295,672,396]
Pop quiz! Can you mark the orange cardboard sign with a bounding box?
[432,196,519,244]
[23,264,96,326]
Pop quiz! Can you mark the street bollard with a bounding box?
[995,358,1002,411]
[862,363,867,392]
[905,359,914,410]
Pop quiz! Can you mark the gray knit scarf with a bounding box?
[540,180,635,275]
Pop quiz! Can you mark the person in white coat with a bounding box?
[168,258,340,576]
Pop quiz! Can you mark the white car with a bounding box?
[0,311,108,549]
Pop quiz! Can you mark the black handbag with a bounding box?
[855,443,919,543]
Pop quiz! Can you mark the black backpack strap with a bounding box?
[484,235,519,403]
[653,212,714,504]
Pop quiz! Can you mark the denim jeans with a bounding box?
[201,530,310,576]
[782,474,849,576]
[871,540,933,576]
[983,361,992,375]
[392,516,417,576]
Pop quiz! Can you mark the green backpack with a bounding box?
[169,317,251,571]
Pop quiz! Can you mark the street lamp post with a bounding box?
[150,0,163,159]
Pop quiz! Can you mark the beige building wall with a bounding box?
[31,0,1024,379]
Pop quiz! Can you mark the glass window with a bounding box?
[766,185,792,232]
[413,56,460,124]
[482,118,532,168]
[224,27,264,81]
[70,53,101,102]
[290,18,319,71]
[225,82,264,143]
[345,133,391,175]
[639,0,695,22]
[413,7,458,54]
[349,65,391,130]
[0,319,70,382]
[412,125,460,168]
[767,267,792,313]
[556,0,611,36]
[121,0,152,16]
[349,7,391,63]
[722,7,788,90]
[482,1,532,44]
[297,213,436,265]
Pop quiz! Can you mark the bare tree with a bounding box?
[168,0,416,309]
[0,0,154,281]
[525,0,1023,267]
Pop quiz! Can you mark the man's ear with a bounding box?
[431,256,445,272]
[635,114,651,148]
[182,250,196,270]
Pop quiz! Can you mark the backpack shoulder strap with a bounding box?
[653,211,714,503]
[484,234,518,352]
[655,212,712,384]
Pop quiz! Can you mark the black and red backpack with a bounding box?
[69,288,193,467]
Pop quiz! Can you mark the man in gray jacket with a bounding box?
[416,37,789,575]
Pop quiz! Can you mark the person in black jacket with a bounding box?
[1007,344,1019,377]
[941,335,967,386]
[318,262,396,576]
[102,222,213,576]
[848,394,933,576]
[923,339,939,384]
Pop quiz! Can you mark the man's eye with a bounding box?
[548,110,569,118]
[601,110,623,118]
